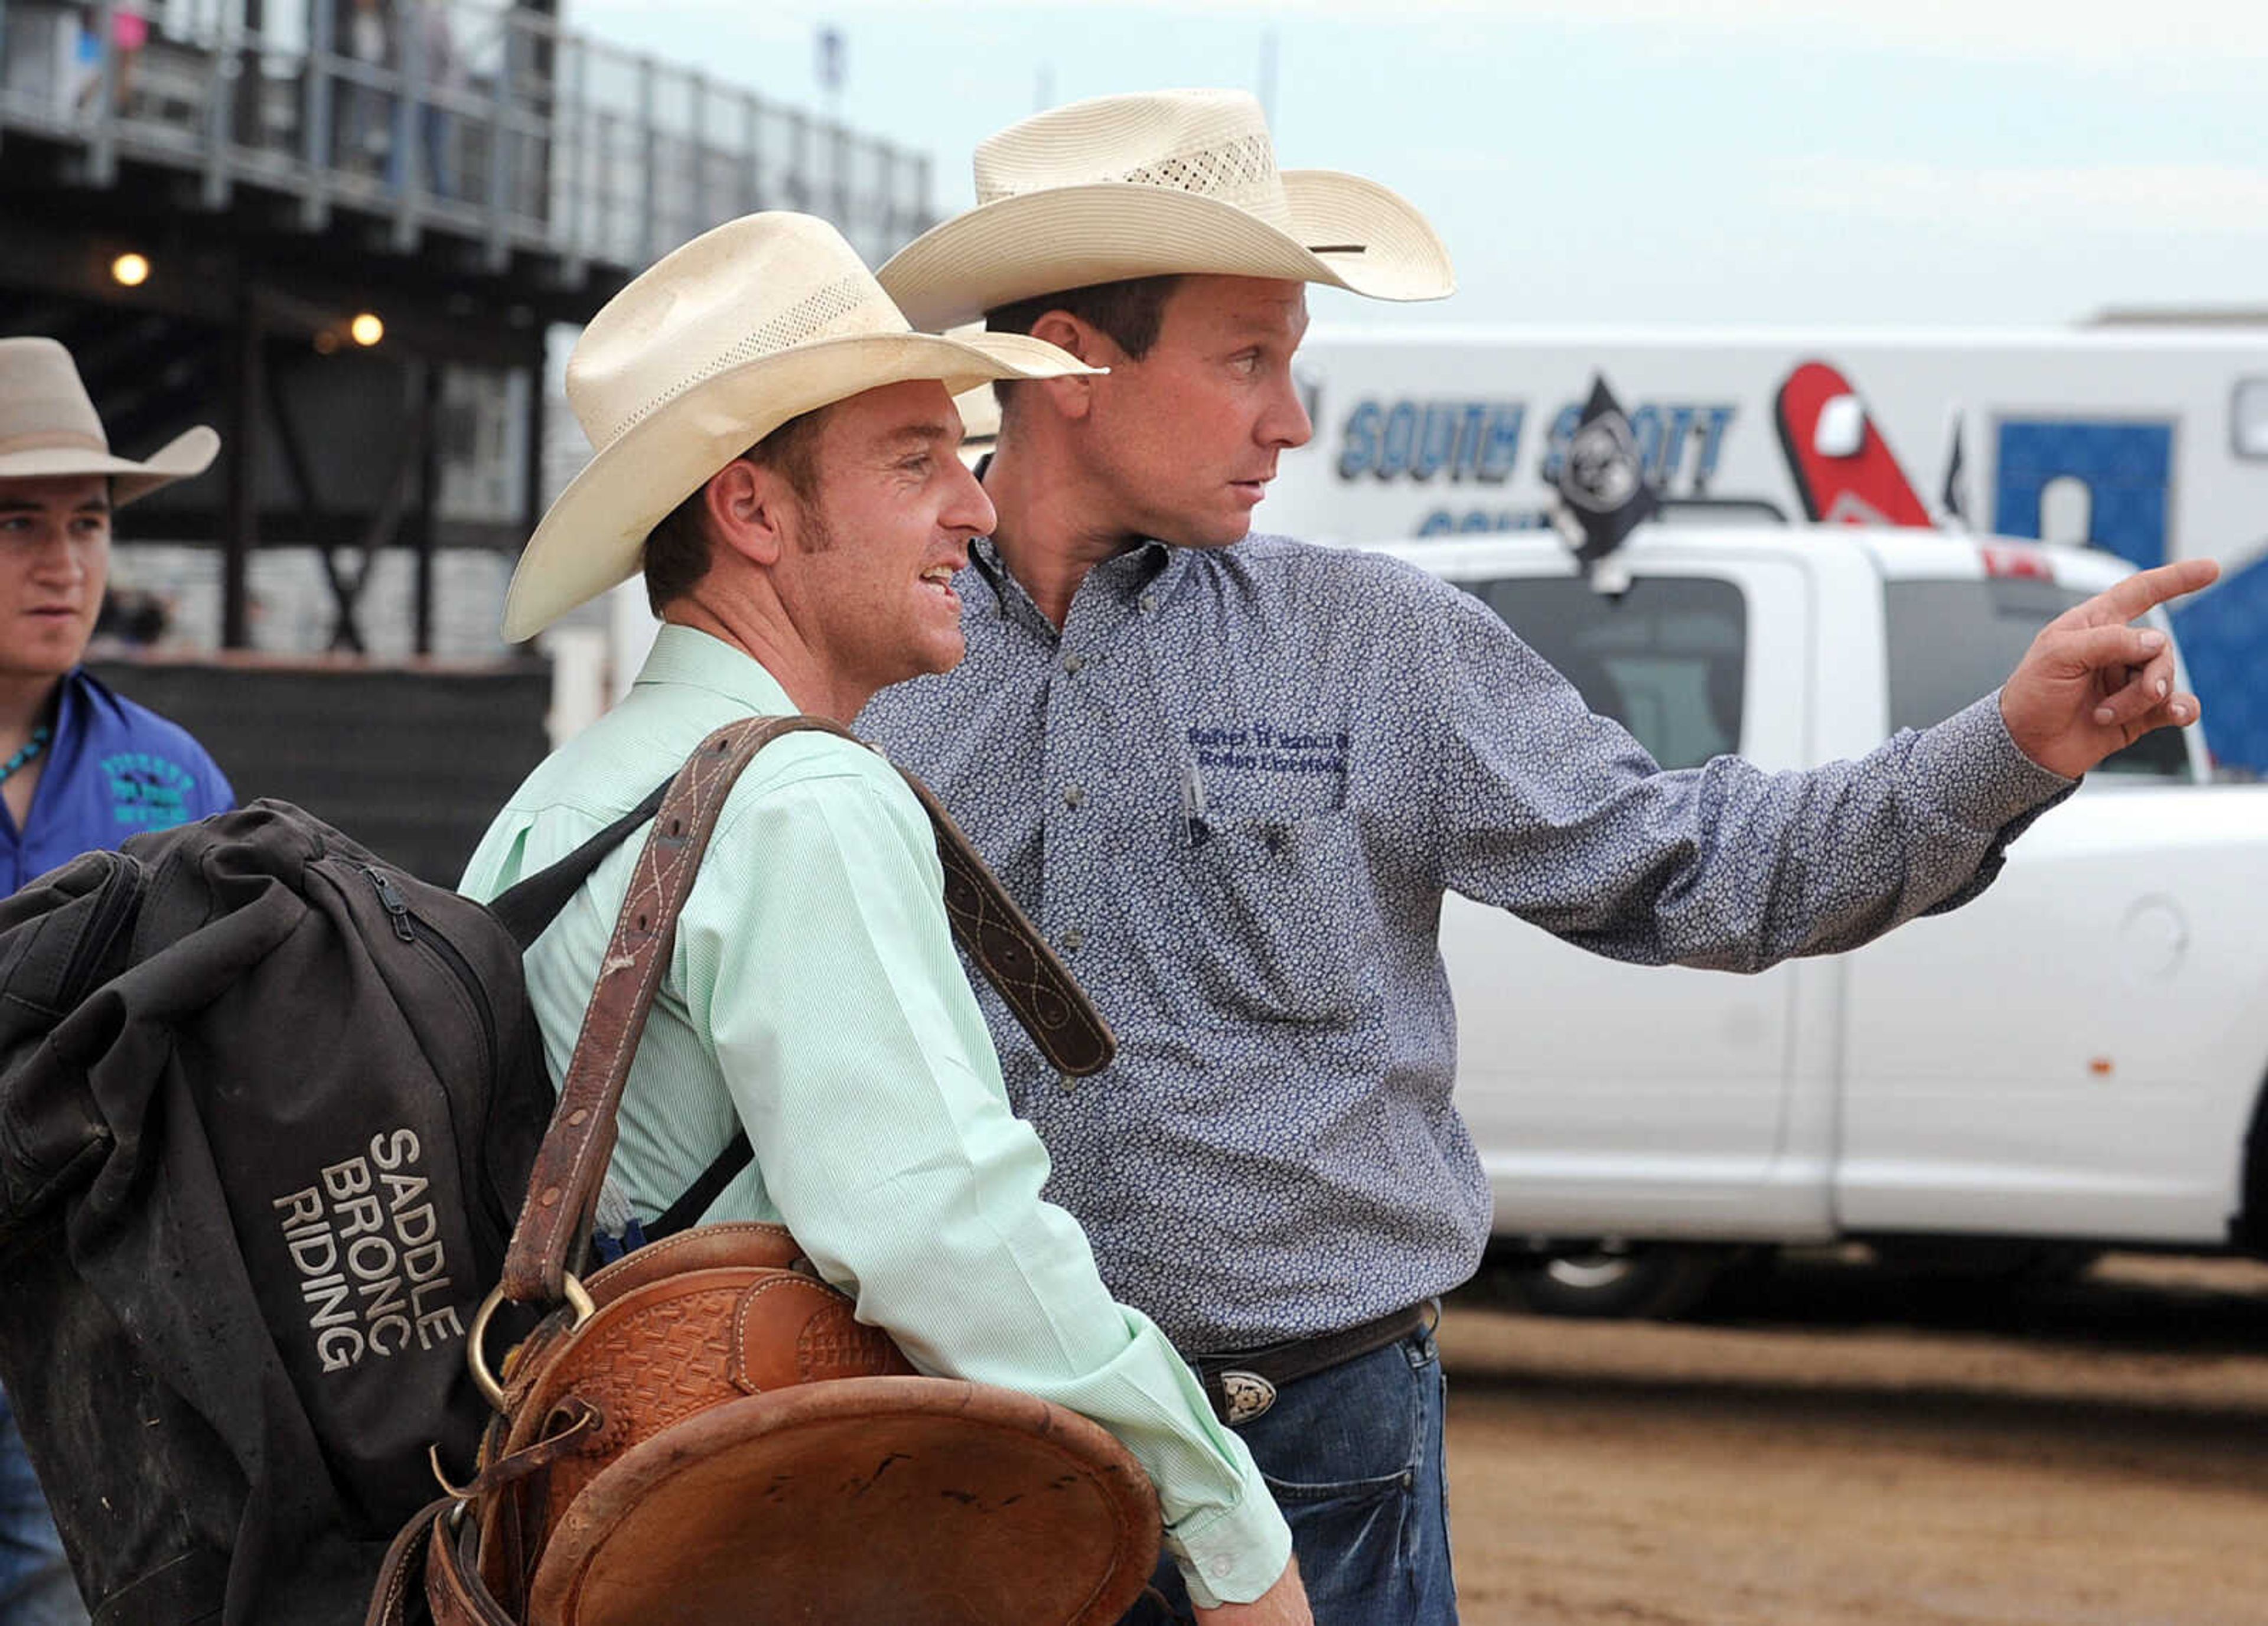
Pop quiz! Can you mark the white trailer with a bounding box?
[1261,327,2268,771]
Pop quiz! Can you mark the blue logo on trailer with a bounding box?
[1991,419,2172,571]
[1989,415,2266,773]
[1337,400,1527,483]
[2169,553,2268,775]
[1339,396,1738,536]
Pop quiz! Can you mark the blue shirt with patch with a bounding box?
[857,533,2073,1354]
[1,668,235,892]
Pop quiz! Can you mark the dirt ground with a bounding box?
[1436,1250,2268,1625]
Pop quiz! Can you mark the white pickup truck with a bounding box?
[1385,522,2268,1315]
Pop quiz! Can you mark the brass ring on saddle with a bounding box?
[468,1273,597,1410]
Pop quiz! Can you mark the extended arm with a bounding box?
[1428,584,2074,971]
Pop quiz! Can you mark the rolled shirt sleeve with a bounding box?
[682,758,1291,1606]
[1428,581,2077,972]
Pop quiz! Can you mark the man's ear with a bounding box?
[703,458,788,568]
[1023,311,1112,423]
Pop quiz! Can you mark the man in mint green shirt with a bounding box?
[461,214,1308,1622]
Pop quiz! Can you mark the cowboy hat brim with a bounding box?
[501,330,1097,642]
[0,425,220,507]
[877,169,1455,333]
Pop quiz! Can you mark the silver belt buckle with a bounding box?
[1217,1368,1277,1425]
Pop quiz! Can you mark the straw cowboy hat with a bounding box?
[943,325,1003,469]
[878,87,1456,333]
[502,211,1101,641]
[0,336,219,504]
[953,379,1000,470]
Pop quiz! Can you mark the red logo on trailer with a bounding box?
[1774,361,1933,529]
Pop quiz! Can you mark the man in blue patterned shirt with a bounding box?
[862,90,2219,1625]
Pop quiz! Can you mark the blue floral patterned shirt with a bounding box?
[856,533,2073,1353]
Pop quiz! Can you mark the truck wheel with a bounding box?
[1498,1242,1730,1319]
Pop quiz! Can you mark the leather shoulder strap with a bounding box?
[500,715,1110,1305]
[898,764,1110,1077]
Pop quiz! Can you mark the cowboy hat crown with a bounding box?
[878,87,1456,333]
[502,211,1099,641]
[0,336,219,505]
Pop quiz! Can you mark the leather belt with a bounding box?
[1188,1303,1431,1427]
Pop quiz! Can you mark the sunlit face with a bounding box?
[768,380,996,698]
[0,475,110,685]
[1078,275,1314,549]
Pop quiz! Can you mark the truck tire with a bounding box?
[1497,1242,1732,1319]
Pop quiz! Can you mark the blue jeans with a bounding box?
[1125,1311,1456,1625]
[0,1386,86,1626]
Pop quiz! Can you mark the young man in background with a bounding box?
[0,335,233,1626]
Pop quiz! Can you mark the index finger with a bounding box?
[2080,556,2222,624]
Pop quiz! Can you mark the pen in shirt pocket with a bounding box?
[1179,757,1213,849]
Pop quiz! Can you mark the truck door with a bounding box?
[1437,552,1819,1237]
[1834,572,2234,1242]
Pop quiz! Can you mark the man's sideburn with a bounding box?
[790,497,838,555]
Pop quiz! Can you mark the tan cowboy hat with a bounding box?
[0,336,219,505]
[503,211,1102,641]
[953,383,999,471]
[878,87,1456,333]
[946,325,1002,469]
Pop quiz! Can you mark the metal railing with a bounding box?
[0,0,934,275]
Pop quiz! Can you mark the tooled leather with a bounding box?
[582,1221,801,1306]
[892,767,1112,1076]
[486,1263,909,1578]
[729,1273,910,1391]
[500,719,804,1303]
[502,716,1113,1306]
[506,1273,748,1454]
[520,1278,748,1524]
[492,1226,805,1418]
[506,1267,905,1464]
[426,1516,517,1626]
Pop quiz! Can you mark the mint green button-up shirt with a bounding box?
[460,624,1288,1607]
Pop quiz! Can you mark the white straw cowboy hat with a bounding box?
[503,211,1102,641]
[945,325,1002,469]
[878,88,1456,332]
[953,380,1000,470]
[0,336,219,505]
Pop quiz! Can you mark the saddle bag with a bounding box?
[369,717,1161,1626]
[0,791,647,1625]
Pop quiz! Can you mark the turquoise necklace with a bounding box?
[2,726,50,783]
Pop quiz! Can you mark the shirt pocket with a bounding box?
[1181,809,1377,1028]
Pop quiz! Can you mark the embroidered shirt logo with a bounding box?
[1188,723,1349,777]
[99,751,197,830]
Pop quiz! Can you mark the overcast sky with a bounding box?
[564,0,2264,332]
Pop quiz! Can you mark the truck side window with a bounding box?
[1459,576,1747,771]
[1884,581,2191,782]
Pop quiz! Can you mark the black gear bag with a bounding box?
[0,796,659,1626]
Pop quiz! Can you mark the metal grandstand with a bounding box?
[0,0,938,656]
[0,0,933,275]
